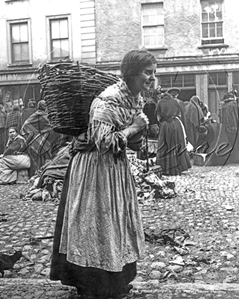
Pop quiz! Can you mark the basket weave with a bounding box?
[37,61,120,136]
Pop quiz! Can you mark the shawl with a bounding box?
[185,96,205,127]
[71,80,144,156]
[21,110,60,155]
[156,94,181,123]
[4,134,26,156]
[21,107,36,125]
[219,100,239,132]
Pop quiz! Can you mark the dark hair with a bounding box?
[37,100,46,111]
[121,50,157,84]
[9,126,18,133]
[28,101,36,108]
[12,105,20,111]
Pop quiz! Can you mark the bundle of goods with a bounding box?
[38,61,120,136]
[128,155,176,199]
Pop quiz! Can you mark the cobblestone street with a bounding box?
[1,164,239,298]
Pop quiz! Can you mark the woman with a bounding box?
[156,93,191,176]
[50,49,156,298]
[0,127,30,184]
[219,91,239,163]
[21,100,64,176]
[21,99,36,125]
[185,96,208,150]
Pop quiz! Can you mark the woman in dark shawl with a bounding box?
[155,93,191,176]
[185,96,208,150]
[219,91,239,163]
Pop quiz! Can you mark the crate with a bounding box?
[193,153,212,166]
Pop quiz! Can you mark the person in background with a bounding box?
[219,91,239,163]
[0,105,6,154]
[155,92,191,175]
[185,96,208,150]
[21,100,63,177]
[0,127,30,184]
[50,49,156,298]
[167,87,187,131]
[5,104,22,141]
[21,99,36,125]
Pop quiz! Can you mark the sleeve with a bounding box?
[89,119,128,155]
[88,98,129,155]
[4,140,22,155]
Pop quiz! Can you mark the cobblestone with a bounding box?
[1,165,239,298]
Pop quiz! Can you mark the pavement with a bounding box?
[1,164,239,298]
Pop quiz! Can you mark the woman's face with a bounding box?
[130,63,157,96]
[9,128,17,139]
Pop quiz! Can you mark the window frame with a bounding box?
[208,72,227,88]
[200,0,224,46]
[46,15,72,62]
[7,18,32,66]
[141,2,165,49]
[158,73,196,89]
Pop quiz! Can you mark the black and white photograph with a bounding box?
[1,0,239,299]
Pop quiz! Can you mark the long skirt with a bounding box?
[50,150,145,298]
[0,154,31,184]
[156,118,191,176]
[197,123,231,165]
[225,129,239,164]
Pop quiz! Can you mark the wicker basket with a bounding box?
[37,61,120,136]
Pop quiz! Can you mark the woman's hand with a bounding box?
[131,112,149,131]
[121,112,149,139]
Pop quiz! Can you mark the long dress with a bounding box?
[219,99,239,163]
[185,96,205,150]
[156,94,191,176]
[50,80,145,298]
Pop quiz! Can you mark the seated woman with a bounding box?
[0,127,31,184]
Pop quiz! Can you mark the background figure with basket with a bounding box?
[49,50,157,298]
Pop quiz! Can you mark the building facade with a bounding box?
[0,0,96,107]
[0,0,238,120]
[95,0,239,121]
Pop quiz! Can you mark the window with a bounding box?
[233,72,239,85]
[208,72,227,119]
[9,21,30,64]
[208,72,227,86]
[158,74,195,89]
[201,0,224,45]
[49,17,70,61]
[141,2,164,48]
[232,71,239,92]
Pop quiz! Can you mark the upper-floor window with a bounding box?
[141,2,164,48]
[201,0,224,45]
[8,19,31,64]
[49,17,70,61]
